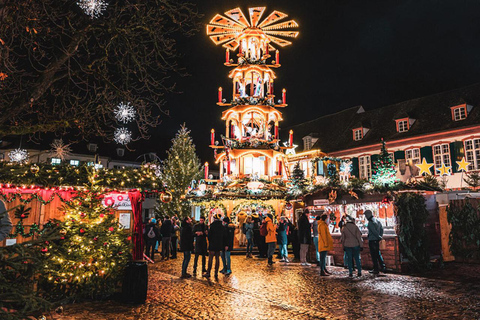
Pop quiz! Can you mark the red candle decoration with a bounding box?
[227,160,231,175]
[265,45,269,56]
[270,79,274,95]
[210,128,215,145]
[282,88,286,104]
[276,50,279,64]
[289,129,293,146]
[204,162,209,179]
[225,49,230,63]
[218,87,222,103]
[275,121,279,139]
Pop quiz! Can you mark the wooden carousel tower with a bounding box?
[207,7,299,182]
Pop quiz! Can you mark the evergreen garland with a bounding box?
[156,125,202,218]
[447,200,480,260]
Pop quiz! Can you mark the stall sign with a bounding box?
[119,213,131,229]
[313,199,329,206]
[103,193,132,210]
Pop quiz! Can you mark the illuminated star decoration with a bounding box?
[415,158,434,176]
[77,0,108,18]
[114,102,136,124]
[283,142,297,155]
[436,163,452,176]
[456,157,471,172]
[206,7,299,51]
[114,128,132,145]
[8,148,28,163]
[50,139,72,160]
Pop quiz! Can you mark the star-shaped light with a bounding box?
[415,158,434,176]
[456,157,471,172]
[114,102,136,124]
[8,148,28,163]
[77,0,108,18]
[114,128,132,145]
[436,163,451,176]
[283,142,297,155]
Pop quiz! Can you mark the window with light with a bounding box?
[70,160,80,166]
[453,107,466,121]
[397,120,409,132]
[354,129,363,141]
[359,155,371,179]
[433,144,451,170]
[464,139,480,170]
[51,158,61,165]
[243,156,265,176]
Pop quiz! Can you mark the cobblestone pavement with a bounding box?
[55,256,480,320]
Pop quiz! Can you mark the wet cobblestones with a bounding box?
[55,256,480,319]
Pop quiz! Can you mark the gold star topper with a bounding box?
[415,158,434,176]
[436,163,451,176]
[456,157,471,172]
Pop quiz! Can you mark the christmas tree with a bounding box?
[288,162,308,197]
[157,125,202,218]
[39,171,131,300]
[371,139,398,187]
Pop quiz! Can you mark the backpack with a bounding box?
[147,226,156,239]
[259,222,267,237]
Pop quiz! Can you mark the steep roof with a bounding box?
[289,83,480,153]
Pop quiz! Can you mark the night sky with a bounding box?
[146,0,480,165]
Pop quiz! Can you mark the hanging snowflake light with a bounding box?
[50,139,72,160]
[77,0,108,18]
[114,102,136,124]
[9,148,28,163]
[114,128,132,145]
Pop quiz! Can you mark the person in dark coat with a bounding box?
[258,215,267,258]
[220,216,235,275]
[252,211,261,257]
[180,217,194,278]
[298,209,312,266]
[277,216,289,262]
[192,216,208,274]
[144,218,160,261]
[171,217,180,259]
[160,216,173,260]
[204,213,224,278]
[287,218,300,261]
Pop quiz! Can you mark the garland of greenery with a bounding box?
[230,97,274,107]
[0,190,76,205]
[395,192,431,271]
[222,135,278,150]
[232,200,275,218]
[0,162,163,191]
[447,200,480,260]
[195,201,227,219]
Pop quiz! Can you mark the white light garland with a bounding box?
[114,128,132,145]
[9,148,28,163]
[77,0,108,18]
[114,102,136,124]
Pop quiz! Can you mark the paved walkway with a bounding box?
[55,256,480,319]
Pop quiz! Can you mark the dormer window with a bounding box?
[450,104,473,121]
[353,129,363,141]
[397,120,408,132]
[87,143,98,153]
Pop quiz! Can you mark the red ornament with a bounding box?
[20,214,25,218]
[99,214,105,218]
[60,236,65,240]
[80,228,85,234]
[108,227,114,232]
[41,248,48,253]
[103,242,108,246]
[127,236,132,241]
[93,237,98,241]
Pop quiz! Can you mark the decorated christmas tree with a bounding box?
[157,125,202,218]
[371,139,398,187]
[39,170,131,300]
[288,162,308,197]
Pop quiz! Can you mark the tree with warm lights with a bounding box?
[288,162,308,198]
[0,0,200,140]
[157,125,202,218]
[371,139,398,187]
[38,171,131,300]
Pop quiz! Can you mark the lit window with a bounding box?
[243,156,265,176]
[354,129,363,141]
[433,143,451,172]
[453,107,466,121]
[464,139,480,170]
[397,120,409,132]
[51,158,61,165]
[70,160,80,166]
[359,155,371,180]
[94,163,103,169]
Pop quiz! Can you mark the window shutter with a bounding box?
[351,157,359,178]
[420,146,434,174]
[450,141,464,173]
[394,150,405,162]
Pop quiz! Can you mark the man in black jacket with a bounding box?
[180,217,194,278]
[171,217,180,259]
[204,214,224,278]
[221,216,235,275]
[144,218,160,261]
[193,216,208,274]
[298,209,312,266]
[160,216,173,260]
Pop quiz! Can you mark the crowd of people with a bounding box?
[144,209,387,279]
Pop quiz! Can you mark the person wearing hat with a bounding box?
[318,214,334,276]
[204,213,224,278]
[265,213,277,265]
[180,217,194,278]
[364,210,386,274]
[144,218,160,262]
[220,216,235,275]
[341,215,363,277]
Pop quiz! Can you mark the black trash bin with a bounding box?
[122,260,148,304]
